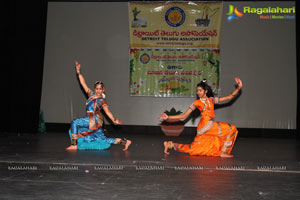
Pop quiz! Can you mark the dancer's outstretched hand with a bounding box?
[235,77,243,89]
[75,60,81,74]
[158,113,168,120]
[114,118,123,125]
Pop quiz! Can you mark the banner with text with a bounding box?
[129,2,223,48]
[130,48,220,97]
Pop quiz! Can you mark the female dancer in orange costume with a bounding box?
[159,78,242,157]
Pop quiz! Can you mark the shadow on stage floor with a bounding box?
[0,131,299,199]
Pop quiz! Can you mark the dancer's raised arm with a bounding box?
[218,77,243,102]
[75,61,92,95]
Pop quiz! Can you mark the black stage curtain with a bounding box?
[5,1,47,133]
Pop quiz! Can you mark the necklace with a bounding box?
[200,97,207,102]
[200,97,211,110]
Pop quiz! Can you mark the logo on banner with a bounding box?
[226,4,295,21]
[226,5,243,21]
[140,53,150,64]
[165,7,186,27]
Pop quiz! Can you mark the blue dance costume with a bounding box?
[68,93,116,150]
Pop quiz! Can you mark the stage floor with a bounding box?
[0,132,300,199]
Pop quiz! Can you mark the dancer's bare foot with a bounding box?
[123,140,132,151]
[66,145,77,151]
[220,153,234,158]
[164,141,170,155]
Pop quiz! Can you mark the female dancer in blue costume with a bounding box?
[66,61,131,151]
